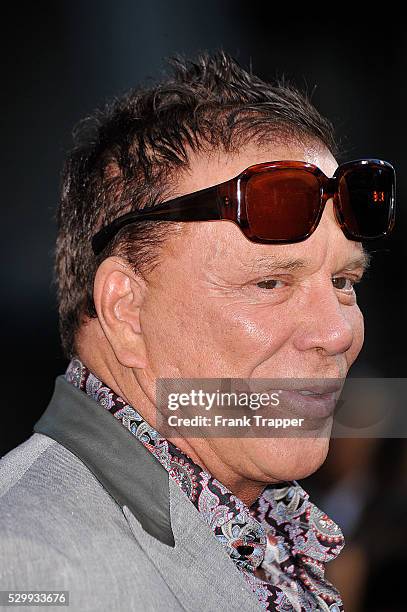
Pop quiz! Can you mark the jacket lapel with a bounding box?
[123,477,261,611]
[34,376,174,546]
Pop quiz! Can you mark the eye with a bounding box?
[256,279,286,289]
[332,276,357,291]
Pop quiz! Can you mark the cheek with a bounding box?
[146,295,291,376]
[347,304,365,362]
[139,280,192,371]
[214,303,291,365]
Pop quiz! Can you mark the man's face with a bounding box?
[136,140,365,483]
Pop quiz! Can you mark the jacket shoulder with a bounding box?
[0,432,124,531]
[0,435,82,588]
[0,435,177,609]
[0,434,123,571]
[0,433,56,497]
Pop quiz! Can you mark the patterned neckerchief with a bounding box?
[66,357,344,611]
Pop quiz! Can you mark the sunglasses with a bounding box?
[91,158,396,255]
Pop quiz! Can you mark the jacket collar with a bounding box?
[34,375,175,547]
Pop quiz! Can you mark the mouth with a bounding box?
[295,381,344,396]
[277,382,344,419]
[266,378,345,423]
[242,377,346,422]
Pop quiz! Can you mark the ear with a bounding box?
[93,256,148,368]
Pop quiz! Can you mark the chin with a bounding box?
[259,436,331,482]
[291,437,330,480]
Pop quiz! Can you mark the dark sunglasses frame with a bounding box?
[92,158,396,256]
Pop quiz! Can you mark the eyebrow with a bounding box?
[243,248,372,275]
[342,250,372,273]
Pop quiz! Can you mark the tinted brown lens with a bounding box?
[245,169,321,241]
[338,165,395,238]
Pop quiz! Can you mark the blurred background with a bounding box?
[1,3,406,610]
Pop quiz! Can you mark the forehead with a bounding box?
[173,140,338,196]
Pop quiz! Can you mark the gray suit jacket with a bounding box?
[0,376,262,611]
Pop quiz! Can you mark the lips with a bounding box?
[278,385,343,419]
[295,381,344,396]
[245,378,345,421]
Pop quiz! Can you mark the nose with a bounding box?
[292,286,354,357]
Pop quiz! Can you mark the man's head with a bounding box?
[56,51,368,498]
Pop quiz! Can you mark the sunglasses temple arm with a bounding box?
[92,185,224,255]
[147,185,224,221]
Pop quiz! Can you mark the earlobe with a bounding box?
[93,257,148,369]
